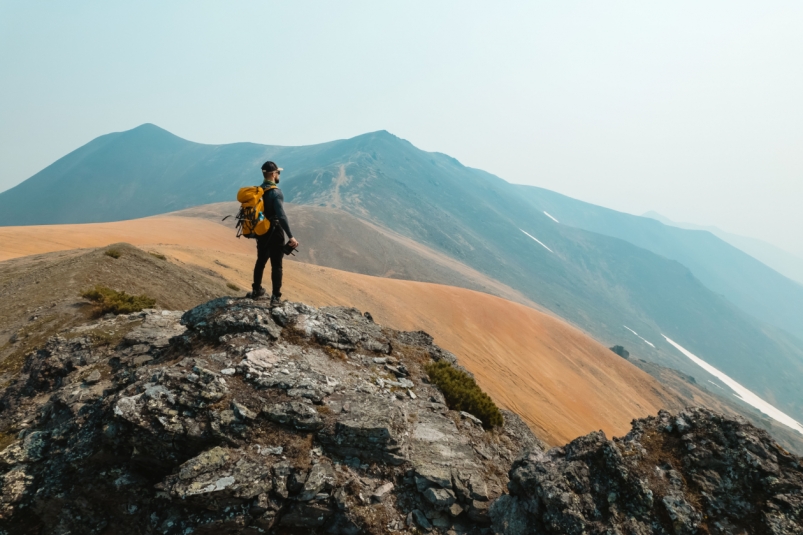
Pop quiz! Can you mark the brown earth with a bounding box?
[0,243,239,385]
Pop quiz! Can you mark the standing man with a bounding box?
[251,161,299,307]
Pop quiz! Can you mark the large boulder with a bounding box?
[492,408,803,535]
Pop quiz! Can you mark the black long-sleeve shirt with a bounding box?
[261,184,293,239]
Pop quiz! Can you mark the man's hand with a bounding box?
[288,237,299,248]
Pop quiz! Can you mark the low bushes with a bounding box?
[425,360,503,429]
[104,249,121,259]
[80,285,156,315]
[610,345,630,359]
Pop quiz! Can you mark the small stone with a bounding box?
[459,411,483,427]
[231,400,256,420]
[410,510,432,531]
[132,355,153,367]
[220,368,236,376]
[448,503,464,516]
[85,369,102,384]
[371,482,394,502]
[415,465,452,492]
[424,487,456,507]
[298,462,335,501]
[264,402,323,431]
[258,445,283,456]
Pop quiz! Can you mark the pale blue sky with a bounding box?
[2,1,802,255]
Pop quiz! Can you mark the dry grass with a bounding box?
[81,285,156,315]
[226,282,240,291]
[0,432,16,452]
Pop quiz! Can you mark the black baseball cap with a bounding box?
[261,161,283,173]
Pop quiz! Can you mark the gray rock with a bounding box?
[264,401,323,431]
[424,487,456,507]
[85,369,102,384]
[371,481,394,502]
[181,297,282,340]
[298,462,335,501]
[5,296,799,535]
[231,400,257,420]
[494,407,803,535]
[410,509,433,531]
[414,465,452,492]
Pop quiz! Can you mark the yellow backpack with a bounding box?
[234,185,277,238]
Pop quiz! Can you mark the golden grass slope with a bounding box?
[0,216,690,445]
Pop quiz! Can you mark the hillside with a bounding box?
[0,240,686,446]
[172,202,537,308]
[0,243,240,380]
[2,124,803,426]
[644,210,803,287]
[517,185,803,342]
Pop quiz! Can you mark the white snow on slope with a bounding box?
[519,229,553,253]
[543,211,559,223]
[663,335,803,435]
[623,325,656,348]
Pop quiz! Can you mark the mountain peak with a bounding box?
[115,123,186,143]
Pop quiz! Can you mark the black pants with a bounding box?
[253,228,285,297]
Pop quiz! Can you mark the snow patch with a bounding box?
[623,325,655,348]
[543,211,559,223]
[519,229,553,253]
[663,335,803,435]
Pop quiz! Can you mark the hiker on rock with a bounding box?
[250,161,298,306]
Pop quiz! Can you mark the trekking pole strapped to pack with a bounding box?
[231,185,277,239]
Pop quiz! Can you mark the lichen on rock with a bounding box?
[0,298,538,534]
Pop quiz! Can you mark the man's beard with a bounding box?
[275,176,280,184]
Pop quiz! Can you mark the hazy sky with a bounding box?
[2,1,802,256]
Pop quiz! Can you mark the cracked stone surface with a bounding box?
[2,297,799,534]
[0,298,540,534]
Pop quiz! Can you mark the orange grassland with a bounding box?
[0,216,685,445]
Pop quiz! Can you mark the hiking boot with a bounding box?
[269,295,283,308]
[249,286,267,300]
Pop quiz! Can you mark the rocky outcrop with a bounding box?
[0,298,540,534]
[1,296,801,534]
[491,407,803,535]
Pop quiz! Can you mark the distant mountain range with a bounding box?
[2,123,802,424]
[643,211,803,288]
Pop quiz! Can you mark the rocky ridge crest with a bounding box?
[0,296,801,534]
[0,297,541,534]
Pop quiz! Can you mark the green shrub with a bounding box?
[104,249,121,259]
[226,282,240,291]
[149,251,167,260]
[610,345,629,359]
[425,360,503,429]
[80,285,156,315]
